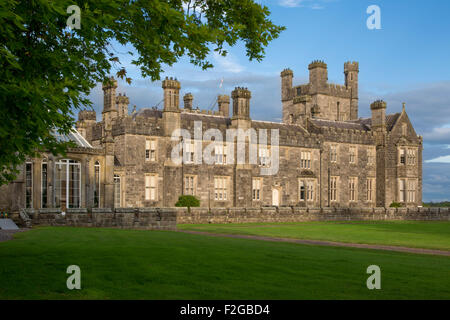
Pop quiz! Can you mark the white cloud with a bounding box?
[212,52,245,74]
[423,127,450,144]
[279,0,327,9]
[279,0,304,7]
[426,155,450,163]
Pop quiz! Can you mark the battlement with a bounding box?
[308,60,327,70]
[232,87,251,99]
[281,68,294,77]
[370,100,387,110]
[344,61,359,72]
[116,93,129,104]
[162,76,181,89]
[78,110,96,121]
[102,77,118,90]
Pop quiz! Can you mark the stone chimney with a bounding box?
[183,93,193,110]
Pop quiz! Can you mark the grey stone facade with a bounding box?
[0,61,423,211]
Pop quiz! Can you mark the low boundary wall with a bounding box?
[22,208,177,230]
[175,207,450,224]
[11,207,450,229]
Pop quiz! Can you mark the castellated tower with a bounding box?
[281,68,293,101]
[231,87,251,129]
[232,87,251,120]
[102,77,118,128]
[345,61,359,120]
[218,94,230,117]
[162,77,181,136]
[116,93,129,118]
[308,60,328,91]
[281,60,360,125]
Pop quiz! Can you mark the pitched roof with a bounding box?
[358,113,401,131]
[311,113,401,132]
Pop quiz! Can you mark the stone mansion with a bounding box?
[0,61,423,211]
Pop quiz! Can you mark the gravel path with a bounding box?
[0,229,29,242]
[180,230,450,256]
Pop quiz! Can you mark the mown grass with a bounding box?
[179,221,450,250]
[0,227,449,299]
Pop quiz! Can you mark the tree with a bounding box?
[175,195,200,208]
[0,0,284,185]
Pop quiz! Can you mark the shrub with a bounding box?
[389,202,403,208]
[175,195,200,208]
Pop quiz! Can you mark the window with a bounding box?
[368,148,375,165]
[55,159,81,209]
[41,160,48,208]
[25,162,33,208]
[330,177,338,202]
[94,161,100,207]
[214,177,228,201]
[145,139,157,161]
[407,180,416,203]
[366,178,375,202]
[402,123,407,136]
[349,146,357,164]
[407,149,416,165]
[184,140,195,164]
[349,177,357,202]
[145,174,157,201]
[252,178,262,201]
[215,144,227,165]
[399,148,406,165]
[336,102,340,121]
[300,151,311,169]
[330,145,338,163]
[184,175,196,195]
[259,147,270,167]
[299,179,315,201]
[399,179,406,202]
[114,175,121,208]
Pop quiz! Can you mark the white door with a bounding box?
[272,188,279,206]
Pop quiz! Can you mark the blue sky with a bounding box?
[88,0,450,201]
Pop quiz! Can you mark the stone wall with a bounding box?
[23,208,176,230]
[175,206,450,224]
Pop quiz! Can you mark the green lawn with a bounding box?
[179,221,450,250]
[0,227,449,299]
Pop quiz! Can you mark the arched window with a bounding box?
[94,161,100,207]
[41,159,48,208]
[55,159,81,209]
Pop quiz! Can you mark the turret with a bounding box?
[308,60,328,89]
[218,94,230,117]
[183,93,193,110]
[162,77,181,136]
[162,77,181,112]
[102,77,118,127]
[232,87,251,120]
[344,61,359,119]
[116,93,129,118]
[281,68,293,101]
